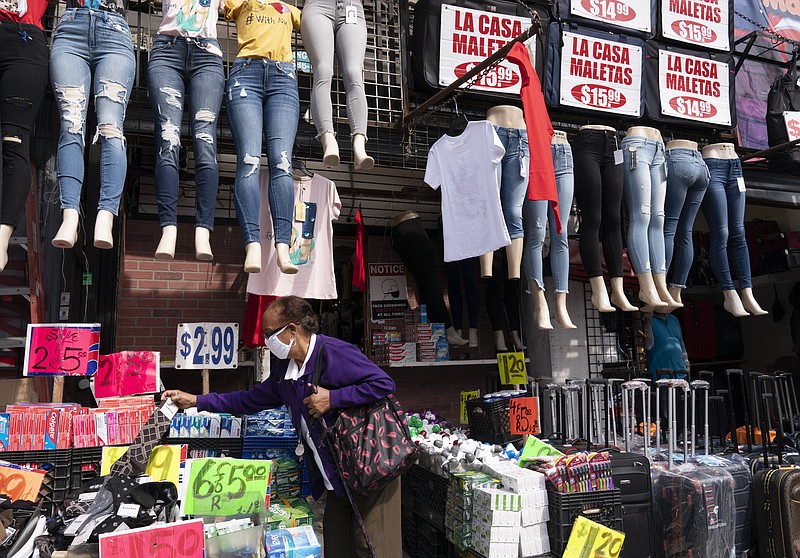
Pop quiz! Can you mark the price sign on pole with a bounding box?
[0,463,45,502]
[460,390,480,424]
[509,397,540,435]
[99,519,204,558]
[175,323,238,370]
[496,351,527,385]
[563,515,626,558]
[23,323,101,376]
[184,458,270,516]
[94,351,161,398]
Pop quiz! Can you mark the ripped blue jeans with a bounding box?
[226,58,299,246]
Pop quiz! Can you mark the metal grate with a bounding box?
[583,287,646,378]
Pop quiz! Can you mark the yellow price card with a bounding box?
[564,515,626,558]
[497,351,527,385]
[101,444,185,487]
[460,390,480,424]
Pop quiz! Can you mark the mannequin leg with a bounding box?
[53,208,80,249]
[493,330,508,352]
[468,328,479,348]
[506,238,524,280]
[496,128,527,279]
[486,271,507,350]
[668,285,682,306]
[589,276,615,313]
[320,132,340,168]
[444,261,464,333]
[531,284,553,330]
[245,242,263,274]
[723,289,749,317]
[572,148,605,281]
[701,162,737,294]
[622,140,655,279]
[93,209,115,249]
[610,276,638,311]
[479,252,494,278]
[741,288,768,316]
[352,134,373,171]
[554,292,577,329]
[636,272,667,309]
[0,225,12,272]
[195,227,213,261]
[155,225,177,260]
[654,273,681,309]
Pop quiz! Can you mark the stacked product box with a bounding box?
[388,341,416,366]
[270,458,303,499]
[416,323,434,362]
[266,498,314,530]
[73,396,156,448]
[476,464,550,558]
[444,470,500,551]
[264,526,321,558]
[2,403,83,451]
[169,413,242,439]
[370,331,389,366]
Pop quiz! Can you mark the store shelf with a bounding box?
[0,337,26,348]
[685,268,800,295]
[0,286,30,297]
[386,358,530,369]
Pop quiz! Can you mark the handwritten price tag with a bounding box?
[519,435,564,466]
[23,323,101,376]
[101,445,184,487]
[564,515,626,558]
[94,351,161,398]
[509,397,540,435]
[185,458,270,516]
[460,390,480,424]
[0,463,45,502]
[497,351,527,385]
[175,323,238,370]
[99,518,204,558]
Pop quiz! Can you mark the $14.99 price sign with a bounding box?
[175,323,238,370]
[23,323,101,376]
[509,397,540,435]
[99,519,204,558]
[497,351,527,385]
[184,458,270,516]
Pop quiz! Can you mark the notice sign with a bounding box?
[658,50,730,125]
[99,519,204,558]
[439,4,536,95]
[560,32,642,116]
[368,263,409,322]
[784,111,800,140]
[509,397,540,435]
[23,323,101,376]
[570,0,652,33]
[661,0,729,51]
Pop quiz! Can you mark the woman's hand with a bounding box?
[161,390,197,409]
[303,385,332,418]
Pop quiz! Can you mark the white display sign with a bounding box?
[438,4,536,95]
[658,50,730,126]
[784,111,800,141]
[175,322,238,369]
[661,0,729,51]
[570,0,652,33]
[560,32,643,116]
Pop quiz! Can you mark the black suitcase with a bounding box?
[410,0,547,96]
[714,306,744,360]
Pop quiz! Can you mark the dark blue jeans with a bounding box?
[226,58,299,246]
[147,35,224,230]
[701,158,751,290]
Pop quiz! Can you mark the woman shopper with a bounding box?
[162,295,402,558]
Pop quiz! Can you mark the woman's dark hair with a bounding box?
[268,296,320,334]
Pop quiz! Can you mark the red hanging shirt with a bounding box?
[0,0,50,29]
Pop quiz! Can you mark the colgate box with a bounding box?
[0,413,9,451]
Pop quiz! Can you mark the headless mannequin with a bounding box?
[0,225,12,272]
[483,106,526,279]
[577,125,637,313]
[664,139,698,309]
[487,249,525,351]
[624,126,680,311]
[701,143,766,317]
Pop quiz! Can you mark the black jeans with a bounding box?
[0,21,49,228]
[391,217,452,328]
[572,129,624,278]
[445,257,479,330]
[486,250,521,331]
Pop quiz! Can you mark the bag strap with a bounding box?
[311,340,329,389]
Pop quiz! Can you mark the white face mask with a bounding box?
[265,326,295,360]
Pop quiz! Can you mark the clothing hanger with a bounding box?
[292,158,314,177]
[446,98,469,137]
[787,46,799,77]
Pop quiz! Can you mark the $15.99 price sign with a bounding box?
[184,458,270,516]
[497,351,527,385]
[509,397,540,435]
[175,323,238,370]
[23,323,101,376]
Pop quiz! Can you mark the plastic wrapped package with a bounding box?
[651,462,736,558]
[205,525,264,558]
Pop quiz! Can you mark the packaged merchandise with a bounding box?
[244,408,296,437]
[264,526,321,558]
[266,498,314,530]
[0,414,8,451]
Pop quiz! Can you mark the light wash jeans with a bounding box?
[147,35,225,231]
[622,136,667,274]
[494,126,528,239]
[701,158,752,290]
[524,143,574,293]
[664,149,709,288]
[301,0,367,138]
[50,8,135,216]
[226,58,299,246]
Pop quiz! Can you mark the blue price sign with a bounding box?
[175,323,238,370]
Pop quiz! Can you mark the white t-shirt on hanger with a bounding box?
[424,120,511,262]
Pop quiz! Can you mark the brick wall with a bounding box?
[391,367,492,424]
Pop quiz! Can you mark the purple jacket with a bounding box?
[196,334,395,500]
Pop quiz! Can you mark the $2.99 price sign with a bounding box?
[99,519,204,558]
[185,458,270,516]
[563,515,626,558]
[509,397,540,435]
[23,323,101,376]
[175,323,238,370]
[497,351,527,385]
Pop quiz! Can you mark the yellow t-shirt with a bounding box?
[225,0,300,62]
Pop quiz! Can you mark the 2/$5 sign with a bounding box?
[438,4,536,95]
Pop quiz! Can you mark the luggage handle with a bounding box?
[759,375,788,463]
[726,368,755,451]
[621,380,650,453]
[690,380,710,457]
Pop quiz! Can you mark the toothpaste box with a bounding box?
[0,414,9,451]
[44,409,60,450]
[519,523,550,557]
[388,342,416,366]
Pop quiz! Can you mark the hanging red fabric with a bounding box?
[242,294,278,347]
[506,41,562,234]
[352,207,366,291]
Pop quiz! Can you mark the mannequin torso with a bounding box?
[702,142,738,159]
[579,125,616,132]
[552,130,568,145]
[393,210,420,226]
[486,106,525,129]
[626,126,662,142]
[666,139,698,151]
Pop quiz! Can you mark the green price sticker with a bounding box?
[497,351,527,385]
[185,458,270,517]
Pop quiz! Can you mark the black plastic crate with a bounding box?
[408,465,447,530]
[164,437,243,458]
[466,397,525,445]
[0,449,72,508]
[415,513,447,558]
[547,488,623,556]
[402,512,418,558]
[70,447,103,492]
